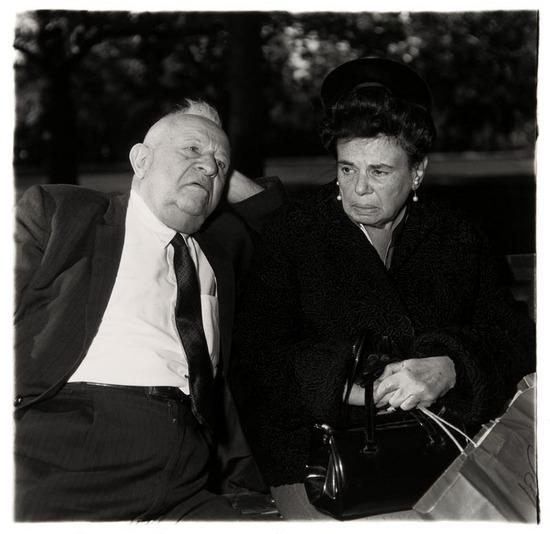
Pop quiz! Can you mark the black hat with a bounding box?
[320,57,432,111]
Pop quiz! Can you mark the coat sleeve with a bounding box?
[413,227,535,424]
[14,186,50,318]
[228,177,286,234]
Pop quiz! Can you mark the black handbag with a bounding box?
[304,332,462,520]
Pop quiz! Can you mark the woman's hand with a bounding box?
[372,356,456,411]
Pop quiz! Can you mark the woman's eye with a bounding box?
[216,160,226,170]
[186,146,200,154]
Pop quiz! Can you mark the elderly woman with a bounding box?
[230,58,535,505]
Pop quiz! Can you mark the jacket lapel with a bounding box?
[194,232,235,374]
[194,233,269,495]
[83,192,129,349]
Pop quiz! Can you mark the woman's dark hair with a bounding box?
[319,85,436,167]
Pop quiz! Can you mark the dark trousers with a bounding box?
[15,382,241,521]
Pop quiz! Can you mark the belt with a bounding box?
[75,382,191,404]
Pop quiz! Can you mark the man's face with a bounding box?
[136,114,230,233]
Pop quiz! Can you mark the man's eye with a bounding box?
[371,169,388,177]
[186,146,200,154]
[340,166,354,175]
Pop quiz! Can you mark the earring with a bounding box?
[336,180,342,201]
[412,177,420,202]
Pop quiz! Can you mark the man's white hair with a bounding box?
[142,99,223,146]
[178,98,222,127]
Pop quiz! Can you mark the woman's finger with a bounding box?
[399,394,421,411]
[376,361,403,382]
[387,389,415,410]
[372,374,400,403]
[375,391,395,408]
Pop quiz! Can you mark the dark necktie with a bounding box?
[170,233,215,429]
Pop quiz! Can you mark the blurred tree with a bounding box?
[14,11,96,183]
[14,11,159,183]
[226,12,268,177]
[14,10,228,183]
[13,10,538,184]
[261,10,537,155]
[261,12,411,155]
[407,11,538,151]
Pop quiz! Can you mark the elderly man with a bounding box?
[14,100,284,520]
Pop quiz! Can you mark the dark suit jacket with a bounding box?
[14,181,284,495]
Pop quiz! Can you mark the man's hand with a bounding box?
[226,169,265,203]
[372,356,456,411]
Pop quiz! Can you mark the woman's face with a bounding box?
[336,136,426,229]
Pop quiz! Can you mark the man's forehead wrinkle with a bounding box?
[173,127,229,156]
[143,114,193,146]
[143,114,229,158]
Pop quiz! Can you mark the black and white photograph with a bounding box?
[1,0,546,528]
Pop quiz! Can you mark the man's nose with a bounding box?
[196,154,218,177]
[355,173,373,195]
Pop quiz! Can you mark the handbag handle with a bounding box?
[343,333,468,456]
[342,332,400,444]
[358,352,461,452]
[360,351,401,451]
[342,332,369,408]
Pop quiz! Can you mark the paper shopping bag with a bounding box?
[413,374,537,522]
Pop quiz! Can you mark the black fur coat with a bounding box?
[230,182,535,486]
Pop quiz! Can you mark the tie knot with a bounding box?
[171,233,186,249]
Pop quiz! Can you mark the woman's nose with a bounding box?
[355,174,373,195]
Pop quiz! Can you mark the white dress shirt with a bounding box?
[69,189,219,394]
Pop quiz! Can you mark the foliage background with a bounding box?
[13,10,538,180]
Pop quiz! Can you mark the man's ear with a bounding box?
[129,143,152,179]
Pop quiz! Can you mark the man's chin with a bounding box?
[162,203,209,234]
[176,196,210,215]
[171,215,206,234]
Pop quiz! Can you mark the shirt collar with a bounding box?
[359,205,409,268]
[129,188,185,248]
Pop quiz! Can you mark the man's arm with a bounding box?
[14,186,49,317]
[225,170,266,204]
[225,170,286,234]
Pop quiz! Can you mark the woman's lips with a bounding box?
[351,204,378,212]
